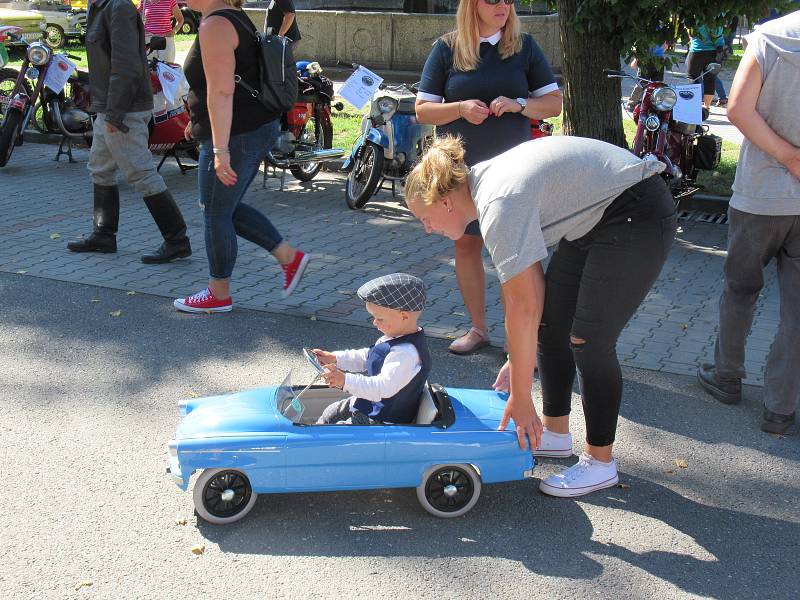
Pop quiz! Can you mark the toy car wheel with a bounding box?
[416,464,481,518]
[193,468,258,525]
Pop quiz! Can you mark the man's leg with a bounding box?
[762,216,800,432]
[67,120,120,253]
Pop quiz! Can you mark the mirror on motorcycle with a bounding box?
[148,36,167,52]
[706,62,722,76]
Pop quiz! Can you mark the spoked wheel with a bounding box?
[193,468,258,525]
[179,20,195,34]
[0,108,24,167]
[290,116,326,182]
[0,68,31,128]
[416,464,481,518]
[345,140,383,210]
[44,25,65,49]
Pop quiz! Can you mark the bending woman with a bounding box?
[415,0,561,355]
[175,0,309,313]
[405,136,676,497]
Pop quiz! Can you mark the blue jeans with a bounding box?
[714,75,727,101]
[198,120,282,279]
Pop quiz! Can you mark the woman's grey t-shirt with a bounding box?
[469,136,665,283]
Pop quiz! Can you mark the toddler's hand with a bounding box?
[321,364,345,389]
[312,349,337,365]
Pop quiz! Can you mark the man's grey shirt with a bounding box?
[468,136,664,284]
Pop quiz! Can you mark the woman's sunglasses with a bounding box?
[483,0,515,4]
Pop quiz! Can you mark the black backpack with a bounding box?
[228,10,298,114]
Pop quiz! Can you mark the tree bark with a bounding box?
[556,0,627,147]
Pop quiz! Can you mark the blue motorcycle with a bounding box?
[343,71,434,210]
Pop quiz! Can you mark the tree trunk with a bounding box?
[556,0,627,147]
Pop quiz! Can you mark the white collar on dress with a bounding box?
[479,31,502,45]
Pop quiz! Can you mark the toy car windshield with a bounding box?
[276,370,305,422]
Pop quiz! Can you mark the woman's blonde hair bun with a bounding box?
[405,135,470,207]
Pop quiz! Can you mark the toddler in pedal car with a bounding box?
[314,273,431,425]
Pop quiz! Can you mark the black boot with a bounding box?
[141,190,192,264]
[67,184,119,253]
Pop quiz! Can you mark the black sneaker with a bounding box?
[760,407,795,435]
[697,363,742,405]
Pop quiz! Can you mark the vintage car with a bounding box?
[167,365,534,524]
[0,7,45,49]
[0,1,85,48]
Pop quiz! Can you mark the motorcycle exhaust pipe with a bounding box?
[268,148,345,169]
[50,100,92,140]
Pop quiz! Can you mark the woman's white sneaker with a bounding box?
[539,452,619,498]
[533,428,573,458]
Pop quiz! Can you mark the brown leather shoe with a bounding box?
[449,327,490,355]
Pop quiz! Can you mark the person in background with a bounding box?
[138,0,184,63]
[415,0,561,356]
[698,10,800,435]
[174,0,309,314]
[687,20,726,109]
[713,15,739,107]
[68,0,191,265]
[267,0,301,45]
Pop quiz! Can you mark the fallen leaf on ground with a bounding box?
[681,323,689,330]
[109,310,122,317]
[665,469,675,474]
[191,544,205,555]
[50,233,61,240]
[74,580,93,591]
[310,315,317,321]
[175,516,188,526]
[126,290,136,296]
[675,458,689,468]
[188,391,200,398]
[616,483,631,489]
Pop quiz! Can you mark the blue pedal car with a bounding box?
[167,368,534,524]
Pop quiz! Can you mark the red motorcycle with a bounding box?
[263,60,345,189]
[605,64,723,202]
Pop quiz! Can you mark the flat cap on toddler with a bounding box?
[357,273,426,312]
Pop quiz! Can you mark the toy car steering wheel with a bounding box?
[303,347,325,374]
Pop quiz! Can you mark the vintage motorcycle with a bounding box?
[605,63,723,202]
[343,70,435,210]
[263,60,345,189]
[0,28,84,167]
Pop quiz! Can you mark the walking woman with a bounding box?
[415,0,561,355]
[405,136,676,497]
[174,0,309,313]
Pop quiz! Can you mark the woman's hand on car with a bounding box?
[499,391,543,451]
[321,364,345,389]
[458,99,491,125]
[184,122,193,141]
[312,349,337,365]
[492,359,511,392]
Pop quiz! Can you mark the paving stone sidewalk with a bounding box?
[0,142,778,386]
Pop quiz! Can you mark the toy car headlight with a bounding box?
[27,42,51,66]
[377,97,397,114]
[652,87,677,111]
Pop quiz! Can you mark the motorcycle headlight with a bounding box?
[651,87,677,111]
[27,42,51,67]
[306,61,322,75]
[377,97,398,114]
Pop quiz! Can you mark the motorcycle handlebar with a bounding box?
[65,53,81,61]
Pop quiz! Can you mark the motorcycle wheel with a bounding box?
[0,69,32,129]
[0,108,24,167]
[345,141,383,210]
[290,117,327,182]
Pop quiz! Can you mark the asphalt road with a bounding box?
[2,272,798,599]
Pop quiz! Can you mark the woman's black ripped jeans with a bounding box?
[537,175,676,447]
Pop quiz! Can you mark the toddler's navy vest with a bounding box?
[352,329,431,423]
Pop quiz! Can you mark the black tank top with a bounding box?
[183,9,278,141]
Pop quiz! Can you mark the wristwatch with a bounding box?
[515,97,528,112]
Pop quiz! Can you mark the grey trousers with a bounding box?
[715,207,800,416]
[87,111,166,197]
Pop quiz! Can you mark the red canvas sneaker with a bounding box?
[281,250,310,298]
[173,288,233,314]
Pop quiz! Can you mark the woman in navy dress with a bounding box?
[415,0,562,355]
